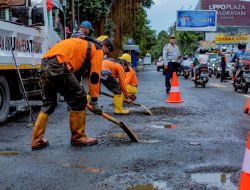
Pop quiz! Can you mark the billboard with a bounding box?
[201,0,250,27]
[176,10,217,31]
[199,41,216,48]
[215,34,248,44]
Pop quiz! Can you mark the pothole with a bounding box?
[0,151,19,156]
[191,173,237,189]
[127,181,170,190]
[150,124,176,129]
[110,133,128,138]
[139,140,162,143]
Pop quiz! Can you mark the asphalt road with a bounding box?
[0,65,250,190]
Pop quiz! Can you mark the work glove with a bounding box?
[129,95,137,102]
[163,64,168,70]
[124,97,133,104]
[90,101,103,115]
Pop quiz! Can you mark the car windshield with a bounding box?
[225,54,235,64]
[207,54,219,60]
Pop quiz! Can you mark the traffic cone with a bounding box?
[243,99,250,115]
[239,133,250,190]
[166,72,183,103]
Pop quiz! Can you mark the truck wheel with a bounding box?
[0,76,10,122]
[244,87,248,94]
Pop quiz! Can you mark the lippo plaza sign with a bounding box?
[201,0,250,26]
[215,34,248,44]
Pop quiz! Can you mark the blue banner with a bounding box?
[176,10,217,31]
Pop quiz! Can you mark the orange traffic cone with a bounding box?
[243,99,250,115]
[239,133,250,190]
[166,72,183,103]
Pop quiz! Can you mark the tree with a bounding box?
[148,30,169,60]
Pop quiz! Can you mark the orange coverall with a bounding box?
[43,38,103,98]
[125,68,138,87]
[101,59,129,97]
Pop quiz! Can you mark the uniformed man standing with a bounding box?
[163,35,181,93]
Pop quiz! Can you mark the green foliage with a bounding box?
[141,0,154,8]
[104,19,115,37]
[149,30,169,60]
[66,0,110,25]
[128,7,157,57]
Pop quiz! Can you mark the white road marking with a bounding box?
[210,83,226,88]
[243,94,250,98]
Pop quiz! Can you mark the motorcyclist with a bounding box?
[192,48,209,80]
[232,43,247,83]
[220,47,227,82]
[181,55,191,68]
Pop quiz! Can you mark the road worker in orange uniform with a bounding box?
[119,53,138,101]
[31,36,113,150]
[101,58,132,115]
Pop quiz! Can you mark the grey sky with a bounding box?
[147,0,200,32]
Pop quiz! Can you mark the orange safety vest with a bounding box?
[102,59,129,97]
[43,38,104,98]
[125,68,138,87]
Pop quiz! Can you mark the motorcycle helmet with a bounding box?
[221,46,227,52]
[238,42,246,50]
[183,55,189,60]
[199,48,207,54]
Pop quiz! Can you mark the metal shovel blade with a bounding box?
[87,104,139,142]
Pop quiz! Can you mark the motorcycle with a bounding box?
[182,65,190,79]
[193,64,209,88]
[233,65,250,94]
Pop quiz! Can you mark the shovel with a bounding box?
[86,104,139,142]
[100,92,153,115]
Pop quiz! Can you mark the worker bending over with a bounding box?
[101,56,132,115]
[119,53,138,102]
[31,36,113,150]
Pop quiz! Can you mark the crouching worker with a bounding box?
[31,36,113,150]
[101,57,132,115]
[119,53,138,102]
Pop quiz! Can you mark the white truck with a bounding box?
[143,53,152,65]
[0,0,65,122]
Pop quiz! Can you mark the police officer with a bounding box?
[220,47,227,82]
[163,34,181,93]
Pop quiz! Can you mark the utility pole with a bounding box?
[71,0,75,31]
[77,0,80,26]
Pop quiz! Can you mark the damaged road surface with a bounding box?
[0,65,249,190]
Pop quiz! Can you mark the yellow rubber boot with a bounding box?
[70,110,98,146]
[114,94,130,115]
[87,95,91,104]
[127,85,137,95]
[31,112,49,150]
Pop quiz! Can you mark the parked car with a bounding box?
[156,56,164,71]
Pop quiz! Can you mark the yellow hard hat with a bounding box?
[96,35,113,52]
[119,53,131,63]
[97,35,108,42]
